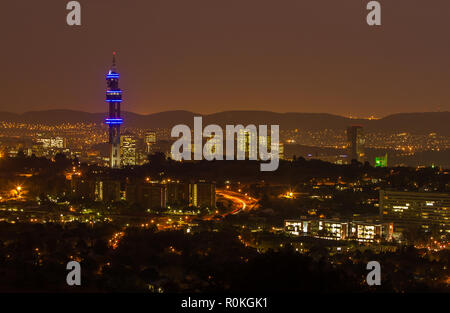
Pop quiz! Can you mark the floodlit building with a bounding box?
[380,190,450,233]
[36,136,66,149]
[120,133,137,166]
[284,219,313,236]
[285,219,348,240]
[51,137,66,149]
[349,221,394,242]
[318,220,349,240]
[285,219,394,242]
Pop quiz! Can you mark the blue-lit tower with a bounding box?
[105,52,123,168]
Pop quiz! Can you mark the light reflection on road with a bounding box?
[216,189,258,215]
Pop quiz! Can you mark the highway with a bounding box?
[216,189,258,215]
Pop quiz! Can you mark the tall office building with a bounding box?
[125,180,216,210]
[347,125,365,163]
[278,142,285,160]
[120,133,137,166]
[259,134,270,158]
[71,177,120,202]
[105,52,123,168]
[380,190,450,233]
[127,183,166,209]
[224,127,278,160]
[94,180,121,202]
[192,181,216,208]
[238,128,257,159]
[203,134,223,160]
[145,131,157,154]
[259,134,284,160]
[166,182,190,207]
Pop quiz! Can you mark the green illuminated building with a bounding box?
[375,153,388,167]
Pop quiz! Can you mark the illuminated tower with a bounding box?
[105,52,123,168]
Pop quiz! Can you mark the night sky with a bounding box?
[2,0,450,117]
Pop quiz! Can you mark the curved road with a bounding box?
[216,189,258,215]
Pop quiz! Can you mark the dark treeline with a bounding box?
[0,222,448,292]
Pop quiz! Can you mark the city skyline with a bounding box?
[1,0,449,297]
[2,1,450,116]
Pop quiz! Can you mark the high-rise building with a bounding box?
[191,181,216,208]
[145,131,157,154]
[238,128,258,159]
[127,181,192,209]
[203,134,223,160]
[71,177,120,202]
[380,190,450,233]
[105,52,123,168]
[278,142,284,160]
[347,125,365,163]
[259,134,284,160]
[120,133,137,166]
[258,134,270,160]
[70,176,95,200]
[166,182,190,207]
[133,183,166,209]
[95,180,121,202]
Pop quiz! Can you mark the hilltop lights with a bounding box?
[282,192,294,199]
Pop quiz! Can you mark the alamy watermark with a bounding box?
[170,117,280,172]
[65,2,382,27]
[366,261,381,286]
[66,261,81,286]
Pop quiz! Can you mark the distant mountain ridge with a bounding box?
[0,110,449,135]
